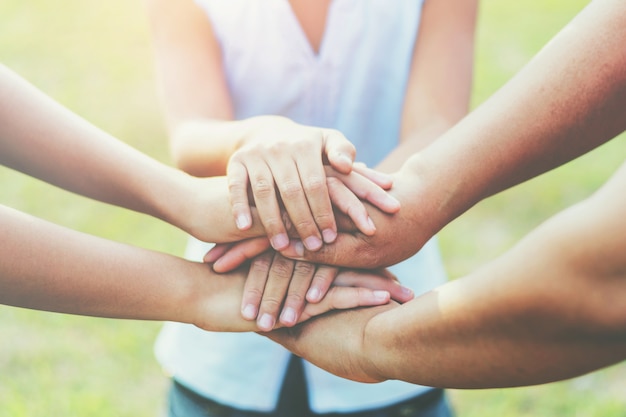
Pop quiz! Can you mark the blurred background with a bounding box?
[0,0,624,416]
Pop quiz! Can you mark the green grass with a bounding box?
[0,0,624,416]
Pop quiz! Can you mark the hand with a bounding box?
[240,251,341,331]
[226,116,399,251]
[193,264,398,333]
[267,302,398,383]
[204,164,398,272]
[171,175,268,244]
[277,163,444,268]
[234,250,414,331]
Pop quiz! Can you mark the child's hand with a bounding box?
[226,116,399,252]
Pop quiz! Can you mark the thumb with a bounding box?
[323,129,356,175]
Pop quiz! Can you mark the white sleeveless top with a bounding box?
[155,0,448,412]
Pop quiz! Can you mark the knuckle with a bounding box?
[312,270,334,285]
[267,141,288,155]
[270,260,294,278]
[251,177,274,199]
[294,218,316,234]
[285,292,305,307]
[227,176,248,193]
[293,261,316,278]
[260,296,283,312]
[344,201,364,219]
[229,152,245,164]
[313,212,334,228]
[251,256,272,273]
[263,217,286,234]
[244,287,265,302]
[326,176,342,187]
[279,180,304,200]
[303,175,327,194]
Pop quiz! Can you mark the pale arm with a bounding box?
[0,63,266,243]
[269,160,626,387]
[0,204,395,329]
[279,0,626,268]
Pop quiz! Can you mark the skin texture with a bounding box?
[265,0,626,388]
[269,161,626,387]
[0,64,402,323]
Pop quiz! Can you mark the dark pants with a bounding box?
[167,357,454,417]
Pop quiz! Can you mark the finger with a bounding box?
[306,265,339,303]
[327,168,401,214]
[256,254,295,331]
[334,270,414,304]
[203,243,234,264]
[294,148,337,244]
[246,158,290,251]
[269,156,323,251]
[322,128,356,175]
[352,162,394,190]
[327,176,376,236]
[299,287,390,323]
[209,238,272,273]
[241,251,274,321]
[226,160,253,230]
[278,261,317,327]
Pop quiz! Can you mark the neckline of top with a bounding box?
[283,0,336,60]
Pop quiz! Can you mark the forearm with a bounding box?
[403,0,626,236]
[0,65,267,243]
[363,202,626,388]
[0,203,275,332]
[273,233,626,387]
[0,204,211,323]
[272,164,626,387]
[0,64,184,224]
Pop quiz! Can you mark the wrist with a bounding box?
[359,304,399,382]
[400,151,478,236]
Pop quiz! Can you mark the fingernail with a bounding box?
[280,307,296,325]
[236,214,251,230]
[258,313,275,331]
[402,287,414,297]
[322,229,337,243]
[373,290,389,301]
[271,233,289,250]
[338,153,353,166]
[294,241,304,257]
[307,287,321,302]
[242,304,257,320]
[367,217,376,231]
[213,259,225,272]
[304,236,322,251]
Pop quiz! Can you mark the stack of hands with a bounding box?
[189,118,418,332]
